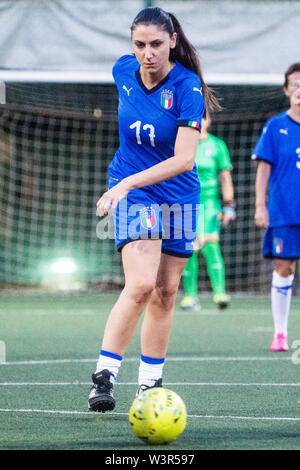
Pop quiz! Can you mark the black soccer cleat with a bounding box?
[136,378,163,397]
[88,369,115,413]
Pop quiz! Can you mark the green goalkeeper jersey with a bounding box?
[195,133,232,200]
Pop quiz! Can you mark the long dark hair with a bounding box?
[131,7,220,113]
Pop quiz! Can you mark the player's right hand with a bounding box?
[96,179,132,216]
[254,206,269,230]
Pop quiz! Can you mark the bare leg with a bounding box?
[140,253,188,358]
[89,239,163,412]
[101,239,162,356]
[274,258,296,277]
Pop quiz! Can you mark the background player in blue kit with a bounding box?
[88,7,220,412]
[253,63,300,352]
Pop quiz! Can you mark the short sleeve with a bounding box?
[251,120,275,164]
[112,55,137,84]
[176,78,205,132]
[217,140,232,170]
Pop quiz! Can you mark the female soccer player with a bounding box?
[253,62,300,351]
[88,7,219,412]
[180,116,235,311]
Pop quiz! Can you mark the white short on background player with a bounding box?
[252,62,300,351]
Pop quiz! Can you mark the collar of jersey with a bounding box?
[135,62,178,95]
[286,112,300,127]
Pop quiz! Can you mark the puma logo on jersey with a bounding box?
[122,85,133,96]
[280,128,288,135]
[193,87,203,95]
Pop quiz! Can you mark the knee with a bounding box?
[275,260,296,277]
[127,280,156,305]
[275,266,295,277]
[154,283,178,309]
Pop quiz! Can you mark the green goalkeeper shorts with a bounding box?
[196,197,222,237]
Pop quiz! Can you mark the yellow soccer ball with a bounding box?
[129,388,187,445]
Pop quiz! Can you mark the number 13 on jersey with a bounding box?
[130,120,156,147]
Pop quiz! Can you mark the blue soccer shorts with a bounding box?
[108,177,200,258]
[263,225,300,259]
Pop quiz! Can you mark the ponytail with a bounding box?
[167,12,220,114]
[131,7,221,114]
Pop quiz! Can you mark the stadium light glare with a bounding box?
[42,257,85,291]
[50,257,77,274]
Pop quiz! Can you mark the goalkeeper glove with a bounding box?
[222,200,236,223]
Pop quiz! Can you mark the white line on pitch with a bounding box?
[0,356,293,366]
[0,408,127,416]
[187,414,300,422]
[1,381,300,387]
[0,408,300,422]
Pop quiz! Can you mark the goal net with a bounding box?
[0,79,297,293]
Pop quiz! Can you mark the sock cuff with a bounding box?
[272,271,294,287]
[140,355,165,365]
[100,349,123,361]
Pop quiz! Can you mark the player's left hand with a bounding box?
[96,179,132,216]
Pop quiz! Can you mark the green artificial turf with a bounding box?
[1,292,300,450]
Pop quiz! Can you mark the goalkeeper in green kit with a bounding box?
[180,116,236,310]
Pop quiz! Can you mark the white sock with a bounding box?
[271,271,294,336]
[138,355,165,387]
[96,349,123,383]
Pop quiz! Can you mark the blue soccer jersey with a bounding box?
[109,54,205,204]
[252,112,300,227]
